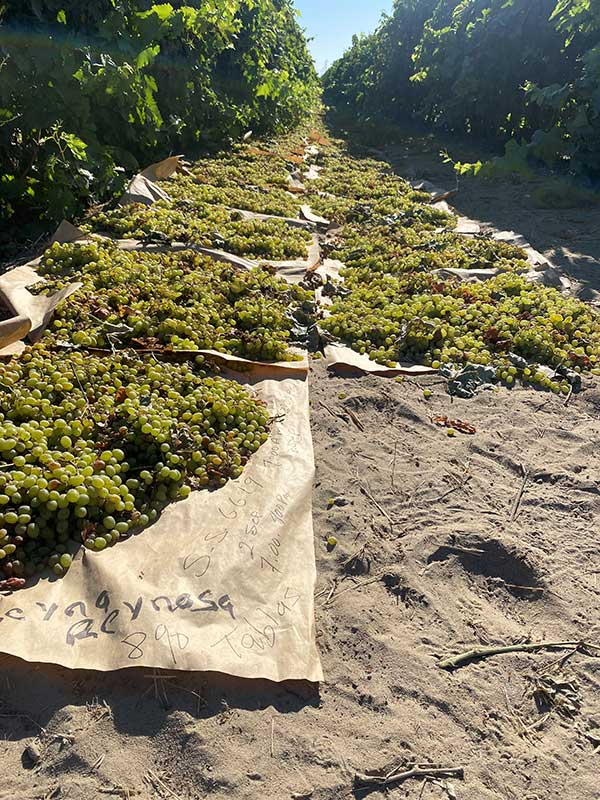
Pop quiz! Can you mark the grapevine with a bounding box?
[322,1,600,179]
[1,1,320,248]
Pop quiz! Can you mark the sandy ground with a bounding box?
[2,137,600,800]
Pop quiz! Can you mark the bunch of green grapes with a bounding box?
[85,202,311,260]
[308,191,451,228]
[165,174,301,218]
[192,149,292,190]
[303,148,454,228]
[219,217,311,259]
[322,270,600,390]
[263,126,321,159]
[0,345,270,583]
[191,130,332,192]
[87,200,231,240]
[38,240,313,361]
[309,151,424,202]
[327,226,528,275]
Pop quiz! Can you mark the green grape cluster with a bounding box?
[37,240,313,361]
[88,200,230,239]
[308,192,450,228]
[190,133,322,194]
[322,270,600,390]
[0,345,270,583]
[191,151,293,191]
[327,226,529,275]
[85,201,311,260]
[263,126,320,159]
[307,150,451,227]
[310,151,416,199]
[165,173,301,218]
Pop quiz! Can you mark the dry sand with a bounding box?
[1,137,600,800]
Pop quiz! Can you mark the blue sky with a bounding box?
[294,0,393,74]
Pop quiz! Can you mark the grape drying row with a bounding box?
[0,348,270,583]
[4,125,600,587]
[37,239,313,361]
[305,137,600,388]
[1,134,322,583]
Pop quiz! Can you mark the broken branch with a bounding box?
[359,484,396,532]
[438,640,598,671]
[509,465,530,522]
[354,765,464,789]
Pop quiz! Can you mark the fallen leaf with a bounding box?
[432,415,477,434]
[308,129,330,146]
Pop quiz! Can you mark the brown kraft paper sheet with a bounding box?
[0,360,323,683]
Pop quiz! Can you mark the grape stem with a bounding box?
[70,364,91,418]
[564,384,574,406]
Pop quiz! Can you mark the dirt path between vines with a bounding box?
[2,136,600,800]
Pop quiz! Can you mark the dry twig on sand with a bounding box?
[173,684,206,716]
[354,764,464,789]
[564,384,574,406]
[435,543,485,558]
[391,441,398,488]
[509,464,530,522]
[432,475,472,503]
[98,788,137,799]
[319,400,345,423]
[342,406,365,431]
[438,640,599,671]
[142,670,172,708]
[342,544,371,575]
[319,574,382,607]
[359,484,396,532]
[144,770,183,800]
[91,753,106,771]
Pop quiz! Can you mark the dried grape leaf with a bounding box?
[432,415,477,434]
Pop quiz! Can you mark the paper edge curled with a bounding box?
[324,344,437,377]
